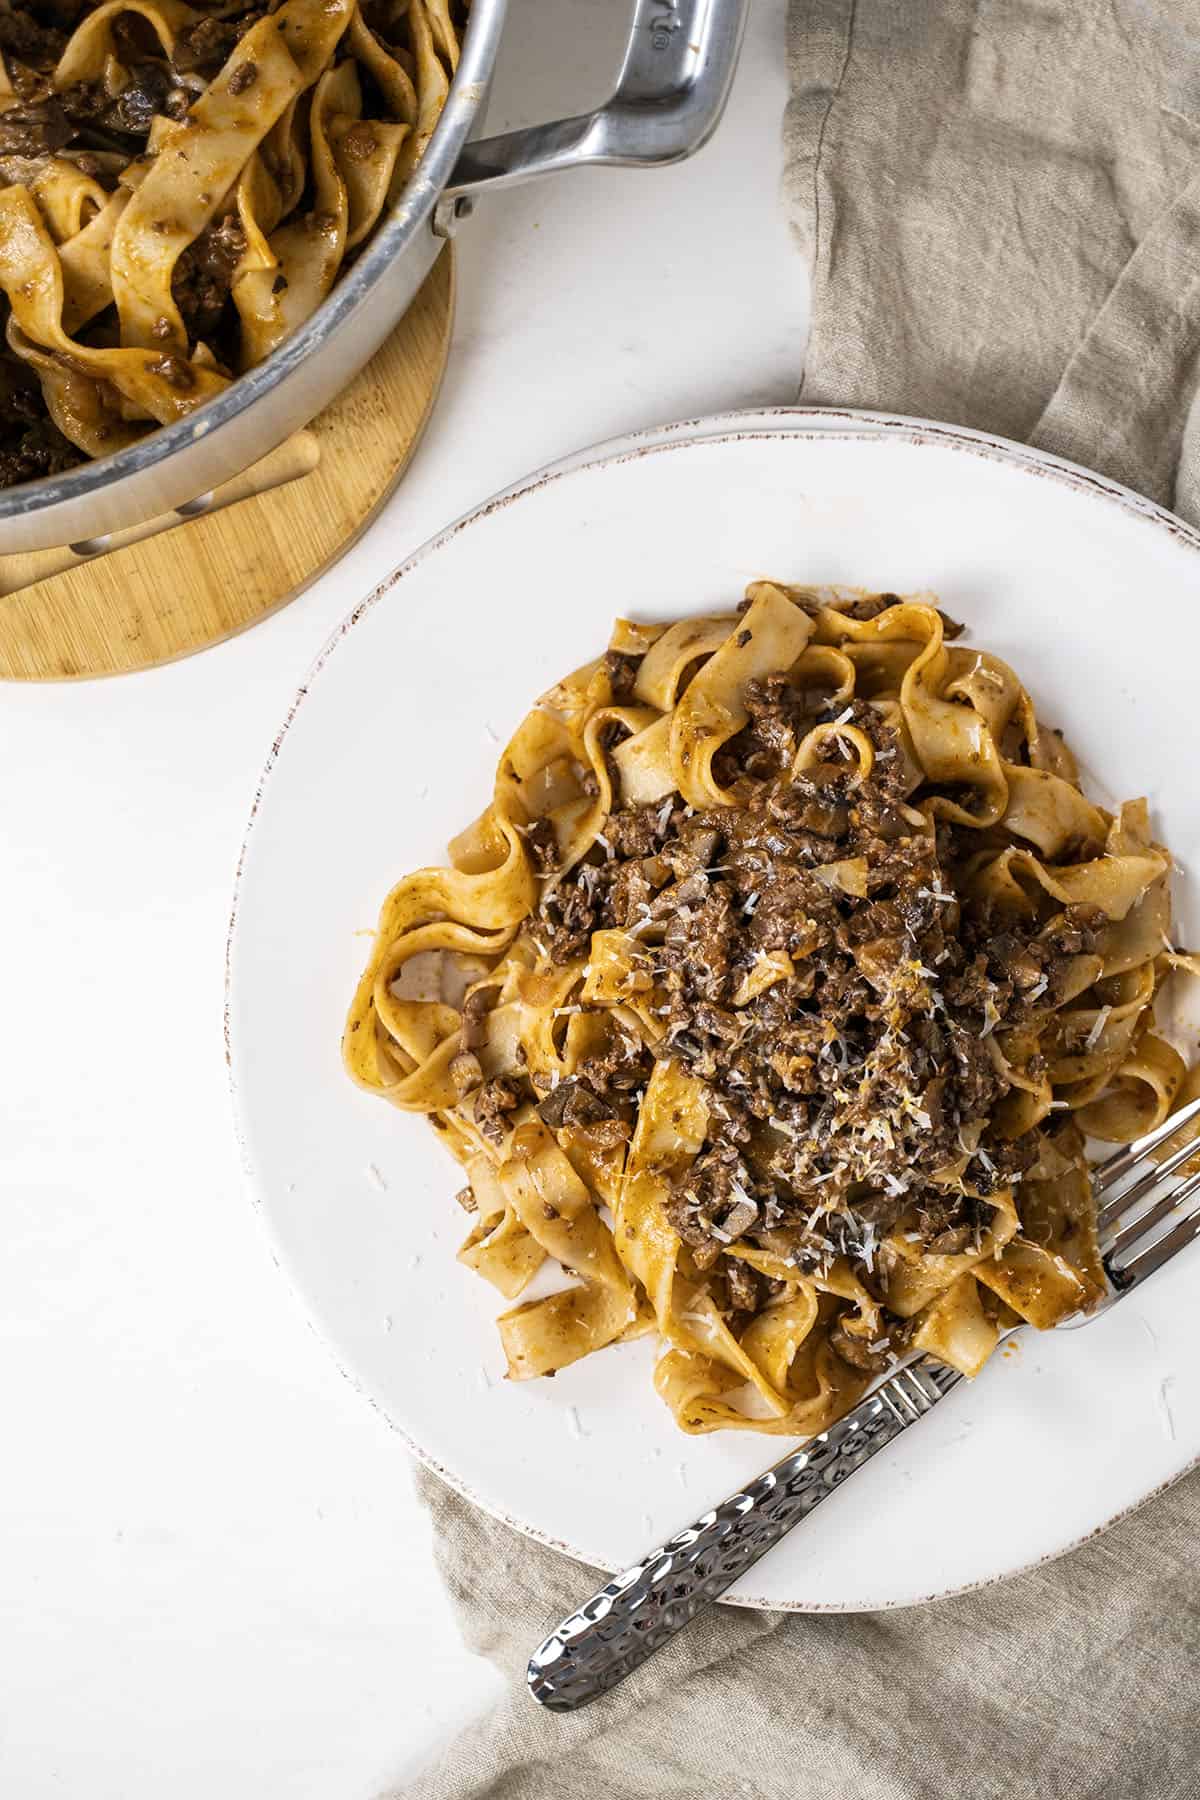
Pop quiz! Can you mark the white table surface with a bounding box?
[0,6,807,1794]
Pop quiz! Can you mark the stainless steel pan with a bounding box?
[1,0,746,554]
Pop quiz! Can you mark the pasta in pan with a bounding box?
[345,583,1200,1436]
[0,0,464,488]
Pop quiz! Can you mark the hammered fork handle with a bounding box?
[527,1357,963,1711]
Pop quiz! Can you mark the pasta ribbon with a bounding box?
[496,1122,643,1380]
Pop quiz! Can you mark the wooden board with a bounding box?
[0,246,454,681]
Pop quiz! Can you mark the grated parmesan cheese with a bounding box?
[1085,1005,1112,1051]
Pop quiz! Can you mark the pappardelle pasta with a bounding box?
[345,583,1200,1436]
[0,0,464,488]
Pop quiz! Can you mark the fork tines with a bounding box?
[1093,1096,1200,1292]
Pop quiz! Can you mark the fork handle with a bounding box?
[527,1357,963,1711]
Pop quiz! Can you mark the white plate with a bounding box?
[227,409,1200,1610]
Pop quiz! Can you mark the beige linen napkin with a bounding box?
[396,5,1200,1793]
[788,0,1200,521]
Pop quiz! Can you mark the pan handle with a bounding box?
[439,0,747,215]
[0,430,319,600]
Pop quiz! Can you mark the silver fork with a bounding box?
[527,1097,1200,1711]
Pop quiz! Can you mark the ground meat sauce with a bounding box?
[0,0,280,488]
[171,213,249,344]
[0,353,80,486]
[530,596,1104,1290]
[0,6,74,67]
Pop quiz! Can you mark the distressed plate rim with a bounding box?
[227,406,1200,1610]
